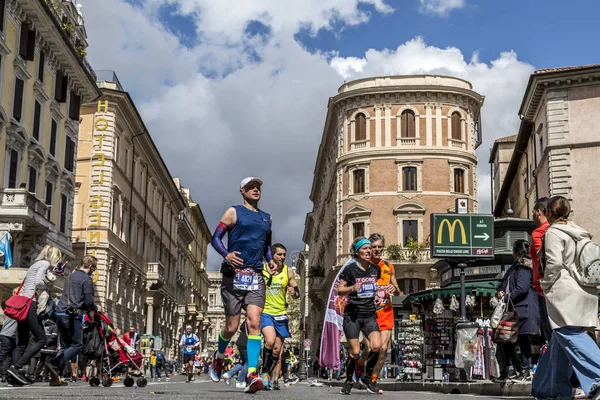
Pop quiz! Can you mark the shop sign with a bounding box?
[430,214,494,258]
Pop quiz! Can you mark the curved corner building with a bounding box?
[303,75,484,354]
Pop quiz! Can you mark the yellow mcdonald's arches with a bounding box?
[437,219,467,244]
[92,270,100,283]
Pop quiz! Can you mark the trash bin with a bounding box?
[454,322,479,368]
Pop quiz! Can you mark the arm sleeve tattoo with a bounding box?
[211,222,229,259]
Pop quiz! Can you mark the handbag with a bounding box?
[493,278,519,343]
[4,279,36,321]
[490,299,506,328]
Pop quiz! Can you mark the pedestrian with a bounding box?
[530,197,553,343]
[337,237,382,395]
[179,325,200,382]
[123,326,140,351]
[47,255,98,387]
[150,350,157,380]
[0,313,17,383]
[494,240,540,382]
[532,196,600,399]
[209,177,277,393]
[156,347,169,381]
[7,245,61,386]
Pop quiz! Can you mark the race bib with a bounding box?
[234,268,260,291]
[273,315,288,322]
[356,276,376,298]
[185,345,195,353]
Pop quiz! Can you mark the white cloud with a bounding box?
[419,0,467,17]
[78,0,533,268]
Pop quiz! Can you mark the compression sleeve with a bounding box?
[211,222,229,259]
[264,230,273,262]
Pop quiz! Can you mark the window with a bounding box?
[401,110,416,138]
[44,181,54,219]
[27,166,37,192]
[19,24,35,61]
[111,197,119,232]
[209,294,215,306]
[49,120,57,156]
[451,112,462,140]
[59,194,67,233]
[68,91,81,121]
[398,278,425,295]
[403,167,417,191]
[32,101,41,140]
[7,149,19,188]
[141,167,146,194]
[37,50,45,82]
[353,169,365,194]
[402,220,418,245]
[136,223,142,253]
[0,0,5,33]
[64,136,75,172]
[454,169,465,193]
[13,77,24,121]
[114,135,119,164]
[355,113,366,141]
[121,208,128,243]
[54,72,68,102]
[352,222,365,240]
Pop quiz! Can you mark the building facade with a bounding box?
[0,0,98,300]
[303,75,484,356]
[492,65,600,239]
[206,270,224,353]
[72,72,188,358]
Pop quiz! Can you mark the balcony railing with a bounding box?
[146,261,166,290]
[350,140,369,150]
[0,188,51,228]
[448,139,466,149]
[398,137,418,146]
[387,249,431,263]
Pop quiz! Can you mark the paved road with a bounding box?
[0,375,535,399]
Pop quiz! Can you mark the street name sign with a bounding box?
[430,214,494,258]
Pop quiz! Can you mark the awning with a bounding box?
[408,280,499,303]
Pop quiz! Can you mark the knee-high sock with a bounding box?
[365,351,379,376]
[345,357,358,383]
[262,347,276,375]
[247,335,262,375]
[217,331,231,357]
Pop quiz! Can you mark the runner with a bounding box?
[179,325,200,382]
[281,345,299,387]
[210,177,276,393]
[337,237,382,395]
[354,233,401,394]
[260,243,300,390]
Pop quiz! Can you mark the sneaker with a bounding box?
[366,379,382,394]
[340,381,352,395]
[244,372,264,393]
[573,387,586,399]
[353,363,364,383]
[224,376,231,385]
[210,352,224,383]
[8,366,29,385]
[273,380,280,390]
[236,381,247,389]
[166,377,170,381]
[519,370,532,382]
[70,375,77,383]
[359,375,371,389]
[261,373,271,390]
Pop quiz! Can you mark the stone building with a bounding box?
[0,0,99,300]
[206,270,224,353]
[72,71,197,358]
[492,64,600,239]
[303,75,484,356]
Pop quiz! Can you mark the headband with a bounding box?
[354,238,371,253]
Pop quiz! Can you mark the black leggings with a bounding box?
[12,301,47,369]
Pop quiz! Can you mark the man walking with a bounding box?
[156,347,169,381]
[209,177,276,393]
[47,256,98,386]
[259,243,300,389]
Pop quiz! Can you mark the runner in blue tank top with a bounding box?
[179,325,200,382]
[210,177,277,393]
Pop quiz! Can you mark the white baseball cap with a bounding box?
[240,177,263,189]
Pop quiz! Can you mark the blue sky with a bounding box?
[80,0,599,269]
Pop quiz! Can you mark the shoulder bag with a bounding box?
[4,279,36,322]
[493,277,519,343]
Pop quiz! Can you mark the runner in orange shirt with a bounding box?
[353,233,401,394]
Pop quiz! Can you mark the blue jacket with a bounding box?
[498,259,540,336]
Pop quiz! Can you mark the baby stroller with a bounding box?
[84,312,147,388]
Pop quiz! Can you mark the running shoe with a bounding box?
[353,363,364,383]
[261,373,271,390]
[340,381,352,395]
[359,375,371,389]
[366,379,382,394]
[244,372,264,393]
[272,380,280,390]
[236,381,247,389]
[7,366,28,386]
[209,351,224,382]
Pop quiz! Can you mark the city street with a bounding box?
[0,375,534,400]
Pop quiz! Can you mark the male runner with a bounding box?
[259,243,299,389]
[210,177,276,393]
[179,325,200,382]
[354,233,400,394]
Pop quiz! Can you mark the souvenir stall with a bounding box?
[398,318,424,381]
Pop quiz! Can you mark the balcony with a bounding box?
[398,137,418,146]
[146,261,166,290]
[177,213,194,246]
[0,189,52,233]
[448,139,466,149]
[387,249,432,264]
[350,140,369,150]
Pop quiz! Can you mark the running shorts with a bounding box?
[221,270,266,316]
[343,314,379,340]
[376,307,394,331]
[183,354,195,363]
[261,314,290,338]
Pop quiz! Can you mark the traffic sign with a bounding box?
[304,339,312,348]
[430,214,494,258]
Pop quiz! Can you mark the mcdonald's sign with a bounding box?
[430,214,494,258]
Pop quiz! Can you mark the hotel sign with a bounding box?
[430,214,494,258]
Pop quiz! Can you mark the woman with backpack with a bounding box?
[494,240,540,382]
[532,196,600,399]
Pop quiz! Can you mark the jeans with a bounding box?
[157,362,168,377]
[151,365,157,378]
[0,336,16,377]
[496,341,522,378]
[538,295,553,343]
[532,327,600,399]
[13,301,47,369]
[226,363,248,383]
[52,314,83,370]
[517,334,532,372]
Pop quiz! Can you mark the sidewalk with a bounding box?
[319,379,532,397]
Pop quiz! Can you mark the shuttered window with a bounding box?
[13,78,24,121]
[454,169,465,193]
[353,222,365,240]
[38,50,45,82]
[49,120,57,156]
[54,72,68,102]
[0,0,6,33]
[8,149,19,188]
[451,112,462,140]
[353,169,365,193]
[355,113,366,141]
[69,91,81,120]
[33,101,42,140]
[59,194,67,233]
[27,167,37,193]
[401,110,415,138]
[403,167,417,191]
[18,25,35,61]
[64,136,75,172]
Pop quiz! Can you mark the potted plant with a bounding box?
[385,244,402,261]
[405,237,427,262]
[62,22,73,36]
[76,45,87,58]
